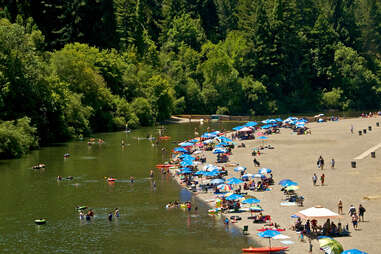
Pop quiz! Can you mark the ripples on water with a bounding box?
[0,123,253,253]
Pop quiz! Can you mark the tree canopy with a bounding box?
[0,0,380,157]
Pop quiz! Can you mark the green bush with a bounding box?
[0,117,38,158]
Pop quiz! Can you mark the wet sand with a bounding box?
[172,116,381,253]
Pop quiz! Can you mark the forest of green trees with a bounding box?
[0,0,380,157]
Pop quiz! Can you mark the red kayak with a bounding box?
[242,246,288,253]
[159,136,171,140]
[107,178,116,182]
[257,228,285,232]
[155,164,175,168]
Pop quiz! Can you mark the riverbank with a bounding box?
[170,116,381,253]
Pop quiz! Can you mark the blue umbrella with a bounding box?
[194,171,206,175]
[258,168,272,174]
[180,160,194,166]
[204,171,219,177]
[242,198,261,204]
[174,147,188,153]
[291,214,299,218]
[341,249,368,254]
[275,118,283,122]
[244,121,258,127]
[234,166,247,172]
[189,139,199,143]
[180,142,194,147]
[179,154,195,160]
[257,229,280,238]
[257,229,280,249]
[279,179,293,185]
[219,136,233,143]
[227,177,244,184]
[225,194,243,200]
[261,124,272,129]
[257,136,268,140]
[282,181,298,187]
[253,173,266,179]
[210,178,225,185]
[213,148,227,154]
[232,126,244,131]
[242,173,254,178]
[218,142,230,146]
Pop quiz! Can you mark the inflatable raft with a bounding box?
[242,246,288,253]
[34,219,47,225]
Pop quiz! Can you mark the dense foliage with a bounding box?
[0,117,38,158]
[0,0,380,156]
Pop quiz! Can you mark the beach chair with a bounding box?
[242,225,249,235]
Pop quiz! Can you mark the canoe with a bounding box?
[155,164,175,168]
[159,136,171,140]
[34,219,47,225]
[242,246,288,253]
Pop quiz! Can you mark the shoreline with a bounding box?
[167,116,381,253]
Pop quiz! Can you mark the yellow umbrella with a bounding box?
[285,185,299,191]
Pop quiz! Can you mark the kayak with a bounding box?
[155,164,175,168]
[242,246,288,253]
[77,206,88,210]
[34,219,47,225]
[107,178,116,182]
[159,136,171,140]
[257,228,285,232]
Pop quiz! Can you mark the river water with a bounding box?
[0,122,253,253]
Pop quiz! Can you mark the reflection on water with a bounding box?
[0,122,254,253]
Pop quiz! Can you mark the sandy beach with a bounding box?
[171,116,381,253]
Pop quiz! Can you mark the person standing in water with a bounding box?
[108,212,113,221]
[150,170,154,178]
[130,176,135,183]
[114,208,120,218]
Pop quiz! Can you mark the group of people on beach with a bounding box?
[347,204,366,230]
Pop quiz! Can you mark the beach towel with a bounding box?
[280,240,294,245]
[273,234,290,240]
[280,202,297,206]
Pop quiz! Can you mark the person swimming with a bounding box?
[79,211,85,220]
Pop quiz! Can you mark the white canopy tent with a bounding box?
[295,206,341,220]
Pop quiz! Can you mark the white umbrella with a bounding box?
[295,206,341,220]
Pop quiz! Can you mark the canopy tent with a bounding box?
[244,121,258,127]
[295,206,341,220]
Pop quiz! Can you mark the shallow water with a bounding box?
[0,122,253,253]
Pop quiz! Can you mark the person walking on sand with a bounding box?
[352,212,359,230]
[331,158,335,169]
[350,124,354,134]
[308,238,313,253]
[348,204,356,216]
[338,200,343,214]
[359,204,366,222]
[320,156,325,170]
[312,173,317,186]
[320,173,325,186]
